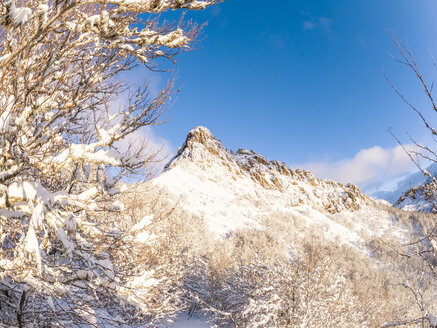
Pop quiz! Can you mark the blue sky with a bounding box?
[138,1,437,190]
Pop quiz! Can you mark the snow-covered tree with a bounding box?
[387,36,437,185]
[385,36,437,327]
[0,0,219,326]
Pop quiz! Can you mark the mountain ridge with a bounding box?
[144,126,408,251]
[164,126,371,211]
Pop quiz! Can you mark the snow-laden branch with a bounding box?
[0,0,218,325]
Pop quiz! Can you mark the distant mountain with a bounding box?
[394,181,437,213]
[368,163,437,204]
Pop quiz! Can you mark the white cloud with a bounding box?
[115,127,174,176]
[303,21,316,31]
[318,17,332,30]
[302,17,332,32]
[106,77,175,177]
[299,144,419,187]
[209,5,222,17]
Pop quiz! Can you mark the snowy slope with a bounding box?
[136,127,437,327]
[394,181,437,213]
[144,127,412,250]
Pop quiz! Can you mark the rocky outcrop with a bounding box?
[162,126,371,215]
[395,181,437,213]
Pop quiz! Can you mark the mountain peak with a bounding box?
[151,126,376,240]
[161,126,371,217]
[164,126,233,170]
[186,126,214,144]
[180,126,219,151]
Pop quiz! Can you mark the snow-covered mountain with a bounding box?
[394,181,437,213]
[143,126,416,250]
[365,162,437,213]
[368,163,437,204]
[135,127,437,327]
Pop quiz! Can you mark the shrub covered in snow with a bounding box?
[184,240,413,328]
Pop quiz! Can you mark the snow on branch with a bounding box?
[0,0,218,325]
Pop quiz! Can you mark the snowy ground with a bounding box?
[169,314,211,328]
